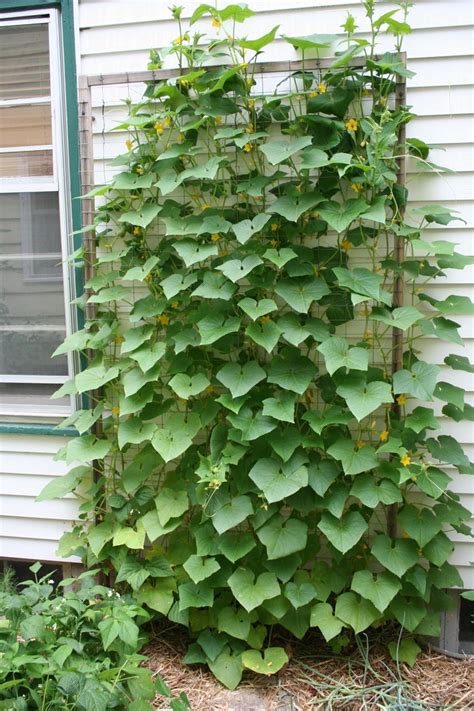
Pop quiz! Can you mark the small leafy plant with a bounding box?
[43,0,473,689]
[0,563,186,710]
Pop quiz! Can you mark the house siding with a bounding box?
[1,0,472,583]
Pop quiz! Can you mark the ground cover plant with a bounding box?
[42,0,473,690]
[0,564,190,710]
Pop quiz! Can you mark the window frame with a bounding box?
[0,0,82,428]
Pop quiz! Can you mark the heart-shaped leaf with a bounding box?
[238,297,277,320]
[260,136,313,165]
[249,454,308,502]
[257,515,308,560]
[317,511,368,554]
[216,361,266,398]
[232,214,270,244]
[275,277,330,313]
[168,373,210,399]
[241,647,288,675]
[183,555,220,584]
[216,255,263,282]
[227,568,280,612]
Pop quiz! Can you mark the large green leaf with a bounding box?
[208,649,242,691]
[390,597,427,632]
[426,435,471,467]
[262,391,296,423]
[75,363,120,394]
[370,306,423,331]
[275,277,330,313]
[217,606,251,640]
[257,515,308,560]
[238,297,277,321]
[264,247,298,269]
[218,532,256,563]
[333,267,390,305]
[268,193,323,222]
[174,240,218,267]
[192,272,236,300]
[371,535,419,577]
[327,439,379,475]
[335,592,379,634]
[303,406,352,434]
[351,570,401,612]
[155,488,189,526]
[267,351,316,393]
[336,378,393,421]
[246,320,281,353]
[183,555,220,584]
[216,255,263,282]
[434,381,464,410]
[216,361,266,398]
[239,24,280,51]
[178,582,214,610]
[284,33,337,49]
[241,648,288,675]
[56,436,112,465]
[318,199,368,233]
[197,314,240,344]
[118,204,162,228]
[393,362,439,400]
[151,413,201,462]
[211,495,254,534]
[350,474,402,507]
[259,136,313,165]
[317,511,368,554]
[249,454,308,503]
[307,87,356,119]
[227,407,277,440]
[317,337,368,375]
[227,568,280,612]
[310,602,344,641]
[160,273,198,300]
[397,505,442,548]
[404,406,439,433]
[232,214,270,244]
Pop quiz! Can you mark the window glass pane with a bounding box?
[0,104,52,149]
[0,149,53,178]
[0,24,50,101]
[0,193,67,380]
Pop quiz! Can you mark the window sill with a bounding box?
[0,422,78,436]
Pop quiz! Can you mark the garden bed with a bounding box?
[144,627,473,710]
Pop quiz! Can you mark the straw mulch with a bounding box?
[143,625,473,710]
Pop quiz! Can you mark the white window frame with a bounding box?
[0,8,77,419]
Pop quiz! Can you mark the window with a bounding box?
[0,9,76,418]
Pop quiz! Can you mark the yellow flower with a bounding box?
[319,82,327,93]
[133,226,141,236]
[363,330,373,344]
[211,18,222,28]
[125,138,134,151]
[135,165,144,174]
[401,531,411,539]
[111,406,120,416]
[207,478,222,490]
[202,203,211,210]
[379,96,387,107]
[247,98,255,108]
[245,125,253,134]
[215,116,222,126]
[270,223,279,232]
[362,88,370,97]
[270,239,279,248]
[219,249,228,257]
[246,77,253,88]
[356,440,365,449]
[154,122,164,135]
[309,90,318,97]
[259,315,272,324]
[173,36,184,45]
[345,118,358,132]
[171,301,179,309]
[400,453,411,467]
[178,78,189,87]
[243,143,254,153]
[351,182,363,192]
[211,233,220,242]
[396,394,407,406]
[157,314,170,326]
[114,335,124,345]
[379,430,389,442]
[144,273,153,283]
[178,132,185,143]
[341,239,352,252]
[163,116,172,128]
[205,384,215,395]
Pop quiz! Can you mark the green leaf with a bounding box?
[317,511,368,554]
[37,466,86,501]
[160,273,197,300]
[393,362,439,400]
[112,171,154,189]
[178,582,214,610]
[268,193,323,222]
[444,354,474,373]
[239,24,280,51]
[299,147,329,170]
[211,495,254,534]
[208,649,242,691]
[434,381,464,410]
[232,214,270,244]
[192,272,236,300]
[238,297,277,321]
[129,341,166,373]
[180,156,227,182]
[390,597,427,632]
[155,488,189,526]
[333,266,391,306]
[88,520,115,557]
[423,532,454,567]
[122,363,161,397]
[227,568,280,612]
[267,426,302,462]
[404,406,439,433]
[121,325,154,354]
[263,247,298,268]
[118,204,161,228]
[371,535,419,577]
[398,505,442,548]
[246,320,281,353]
[117,418,155,449]
[227,408,277,440]
[420,317,463,346]
[336,379,392,421]
[241,648,288,675]
[327,439,378,476]
[307,88,355,119]
[183,555,220,584]
[216,361,266,398]
[218,531,256,562]
[427,435,471,467]
[275,277,330,313]
[267,350,316,393]
[351,570,401,612]
[216,255,262,282]
[151,413,201,462]
[112,524,146,550]
[370,306,423,331]
[317,337,368,375]
[168,373,210,398]
[249,454,308,503]
[257,515,308,560]
[350,475,402,508]
[308,460,340,496]
[123,256,159,282]
[56,435,112,465]
[262,391,296,423]
[419,293,474,316]
[303,406,352,434]
[75,363,120,394]
[174,240,218,267]
[310,602,344,641]
[260,136,313,165]
[217,606,251,640]
[285,581,316,610]
[335,592,379,634]
[388,638,421,668]
[137,580,175,615]
[284,33,337,49]
[318,199,367,233]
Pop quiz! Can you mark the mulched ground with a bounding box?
[143,625,473,710]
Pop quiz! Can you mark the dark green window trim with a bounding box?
[0,0,83,436]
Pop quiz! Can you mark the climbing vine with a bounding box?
[43,1,473,689]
